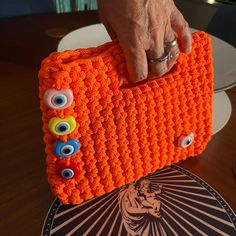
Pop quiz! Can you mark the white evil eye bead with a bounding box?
[44,89,73,109]
[48,116,76,135]
[54,139,79,157]
[61,168,74,179]
[52,94,67,107]
[178,132,194,148]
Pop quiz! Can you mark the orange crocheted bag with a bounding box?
[39,31,213,204]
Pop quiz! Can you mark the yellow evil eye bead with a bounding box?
[178,132,194,148]
[48,116,76,135]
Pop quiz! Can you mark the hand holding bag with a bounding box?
[39,31,213,204]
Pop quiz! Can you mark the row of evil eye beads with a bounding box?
[44,89,80,179]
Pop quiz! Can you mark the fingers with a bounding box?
[119,37,148,83]
[146,27,167,78]
[147,22,179,78]
[171,9,192,53]
[164,22,180,70]
[104,22,180,82]
[97,0,190,82]
[100,19,148,83]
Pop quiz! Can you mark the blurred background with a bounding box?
[0,0,97,18]
[0,0,235,18]
[0,0,235,46]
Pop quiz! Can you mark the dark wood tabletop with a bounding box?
[0,8,236,236]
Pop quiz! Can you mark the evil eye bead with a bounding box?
[61,168,74,179]
[52,94,67,107]
[54,139,79,157]
[44,89,73,109]
[48,116,76,135]
[178,132,194,148]
[61,145,74,156]
[58,163,80,179]
[56,122,70,134]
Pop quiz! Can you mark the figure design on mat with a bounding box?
[138,179,163,217]
[118,178,164,235]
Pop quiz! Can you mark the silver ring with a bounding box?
[164,38,177,48]
[149,51,173,64]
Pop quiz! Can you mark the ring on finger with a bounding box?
[164,38,177,48]
[149,51,173,64]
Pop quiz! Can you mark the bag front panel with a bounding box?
[39,32,213,204]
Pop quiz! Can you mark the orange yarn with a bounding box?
[39,31,213,204]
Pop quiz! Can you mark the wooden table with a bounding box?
[0,10,235,236]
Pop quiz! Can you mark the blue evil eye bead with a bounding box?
[44,89,73,109]
[61,168,74,179]
[54,139,79,157]
[48,116,76,135]
[178,132,194,148]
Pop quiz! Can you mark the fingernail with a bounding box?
[132,72,147,83]
[185,47,192,54]
[128,75,144,83]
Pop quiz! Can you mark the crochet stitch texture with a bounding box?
[39,31,213,204]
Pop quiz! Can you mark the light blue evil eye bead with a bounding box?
[178,132,194,148]
[54,139,80,157]
[61,168,74,179]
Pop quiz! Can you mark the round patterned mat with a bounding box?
[42,165,236,236]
